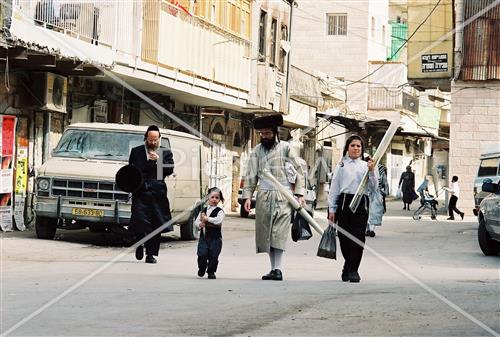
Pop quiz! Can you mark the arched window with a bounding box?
[233,132,241,147]
[213,122,224,135]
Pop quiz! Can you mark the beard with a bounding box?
[146,143,158,151]
[261,138,276,150]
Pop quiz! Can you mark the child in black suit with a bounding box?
[195,187,225,279]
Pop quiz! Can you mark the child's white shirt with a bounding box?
[194,205,225,228]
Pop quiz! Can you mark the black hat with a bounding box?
[144,125,161,140]
[115,165,143,193]
[253,114,283,130]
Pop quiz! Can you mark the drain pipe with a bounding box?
[285,0,296,114]
[453,0,463,80]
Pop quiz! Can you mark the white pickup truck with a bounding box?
[34,123,205,240]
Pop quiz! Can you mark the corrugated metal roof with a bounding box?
[460,0,500,81]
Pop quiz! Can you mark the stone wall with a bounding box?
[449,81,500,212]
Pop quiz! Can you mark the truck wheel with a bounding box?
[478,218,500,256]
[35,216,57,240]
[180,208,201,241]
[240,206,249,218]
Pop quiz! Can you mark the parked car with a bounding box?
[34,123,205,241]
[473,146,500,216]
[477,181,500,256]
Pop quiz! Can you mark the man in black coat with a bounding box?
[129,125,174,263]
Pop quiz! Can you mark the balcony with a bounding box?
[9,0,251,98]
[141,0,251,92]
[368,87,418,114]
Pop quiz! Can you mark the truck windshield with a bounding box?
[52,129,170,160]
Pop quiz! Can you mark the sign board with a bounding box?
[421,54,448,73]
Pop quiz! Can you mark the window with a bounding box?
[258,10,267,61]
[211,2,216,22]
[478,158,499,177]
[270,18,277,65]
[326,13,347,36]
[279,24,288,71]
[371,17,375,39]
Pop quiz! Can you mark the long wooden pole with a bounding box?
[262,170,324,235]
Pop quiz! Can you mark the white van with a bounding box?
[473,145,500,215]
[34,123,206,240]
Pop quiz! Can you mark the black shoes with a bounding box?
[262,270,275,280]
[365,230,376,237]
[273,269,283,281]
[135,245,144,261]
[447,217,455,220]
[198,268,206,277]
[145,255,157,264]
[208,273,216,279]
[341,269,349,282]
[460,212,465,220]
[349,271,361,283]
[262,269,283,281]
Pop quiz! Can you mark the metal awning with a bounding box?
[317,112,448,141]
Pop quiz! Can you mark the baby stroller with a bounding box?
[412,189,439,220]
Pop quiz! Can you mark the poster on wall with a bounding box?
[0,115,17,231]
[14,198,26,231]
[15,147,28,195]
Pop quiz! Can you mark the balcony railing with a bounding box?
[368,87,419,113]
[142,0,251,92]
[368,87,402,110]
[13,0,251,92]
[14,0,137,55]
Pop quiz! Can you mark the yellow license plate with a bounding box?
[71,208,104,217]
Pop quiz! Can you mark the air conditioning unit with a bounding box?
[32,72,68,113]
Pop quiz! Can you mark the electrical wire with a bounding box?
[346,0,442,87]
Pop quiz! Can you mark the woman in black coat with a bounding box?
[129,125,174,263]
[399,165,415,210]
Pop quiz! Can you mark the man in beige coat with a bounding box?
[243,114,306,281]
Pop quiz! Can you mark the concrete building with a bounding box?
[406,0,499,211]
[0,0,297,227]
[450,0,500,210]
[291,0,389,116]
[291,0,434,197]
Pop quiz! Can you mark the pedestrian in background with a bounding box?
[129,125,174,264]
[399,165,416,211]
[444,176,465,220]
[243,114,306,281]
[195,187,225,279]
[366,163,389,237]
[328,135,378,283]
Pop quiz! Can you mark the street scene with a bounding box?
[2,203,499,336]
[1,0,500,336]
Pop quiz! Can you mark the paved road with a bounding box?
[1,202,499,336]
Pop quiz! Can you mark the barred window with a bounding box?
[326,13,347,36]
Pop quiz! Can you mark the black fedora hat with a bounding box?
[253,114,283,130]
[115,165,143,193]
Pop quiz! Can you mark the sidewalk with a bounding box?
[316,197,460,218]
